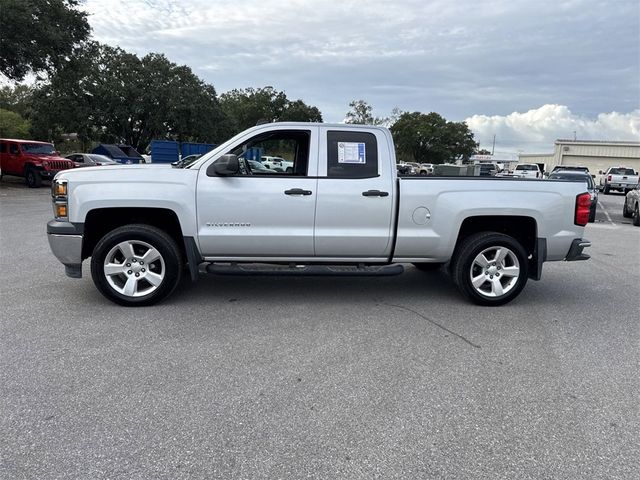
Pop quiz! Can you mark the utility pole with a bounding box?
[491,134,496,155]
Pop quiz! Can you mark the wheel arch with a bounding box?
[453,215,542,279]
[82,207,186,261]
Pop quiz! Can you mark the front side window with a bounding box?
[326,131,378,178]
[221,130,310,176]
[0,142,6,153]
[9,143,19,154]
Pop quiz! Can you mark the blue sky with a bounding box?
[83,0,639,152]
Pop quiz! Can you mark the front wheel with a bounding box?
[25,167,42,188]
[633,203,640,227]
[90,224,183,306]
[622,200,632,218]
[451,232,529,306]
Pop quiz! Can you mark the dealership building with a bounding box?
[519,139,640,176]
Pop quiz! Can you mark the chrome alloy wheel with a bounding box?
[103,240,165,298]
[469,246,520,298]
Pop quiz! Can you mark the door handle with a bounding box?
[284,188,312,196]
[362,190,389,197]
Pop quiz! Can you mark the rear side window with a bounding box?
[326,131,378,178]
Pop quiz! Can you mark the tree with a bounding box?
[345,100,402,126]
[476,148,492,155]
[0,85,35,118]
[390,112,478,164]
[0,0,90,81]
[345,100,375,124]
[219,87,323,136]
[0,108,30,137]
[30,43,226,150]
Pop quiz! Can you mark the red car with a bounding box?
[0,139,75,187]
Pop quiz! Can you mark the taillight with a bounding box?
[575,192,591,226]
[607,175,612,181]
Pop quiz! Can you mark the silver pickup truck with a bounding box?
[47,123,591,307]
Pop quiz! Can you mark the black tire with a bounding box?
[622,200,632,218]
[633,203,640,227]
[451,232,529,306]
[25,167,42,188]
[588,204,596,223]
[603,185,610,194]
[413,262,444,272]
[419,171,427,176]
[90,224,183,306]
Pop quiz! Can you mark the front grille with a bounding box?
[48,160,74,171]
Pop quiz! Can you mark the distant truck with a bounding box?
[598,167,639,194]
[0,139,75,187]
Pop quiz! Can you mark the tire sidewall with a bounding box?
[453,233,529,306]
[90,225,182,306]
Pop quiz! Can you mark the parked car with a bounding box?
[548,170,598,222]
[478,163,498,177]
[261,156,293,173]
[598,167,639,194]
[171,154,202,169]
[65,153,119,167]
[247,159,277,174]
[0,139,75,187]
[514,163,542,179]
[622,183,640,226]
[551,165,590,174]
[396,163,414,175]
[418,163,434,175]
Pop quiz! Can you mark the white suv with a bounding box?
[514,163,542,179]
[261,156,293,173]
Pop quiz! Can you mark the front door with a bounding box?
[196,127,319,258]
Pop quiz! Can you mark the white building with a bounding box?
[519,139,640,176]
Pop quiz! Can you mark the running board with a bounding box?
[205,263,405,277]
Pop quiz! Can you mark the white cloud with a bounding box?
[465,105,640,153]
[81,0,639,123]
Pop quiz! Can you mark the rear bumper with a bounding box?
[565,238,591,261]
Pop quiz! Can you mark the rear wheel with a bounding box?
[588,204,596,222]
[90,224,183,306]
[633,203,640,227]
[25,167,42,188]
[622,200,632,218]
[603,185,610,194]
[451,232,528,306]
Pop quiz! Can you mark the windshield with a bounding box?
[609,168,636,175]
[549,173,594,188]
[21,143,56,155]
[88,154,117,164]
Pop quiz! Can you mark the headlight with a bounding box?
[52,179,68,220]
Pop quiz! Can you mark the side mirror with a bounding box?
[207,154,239,176]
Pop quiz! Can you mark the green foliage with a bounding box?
[390,112,478,164]
[30,43,226,150]
[0,85,35,118]
[0,0,90,81]
[476,148,492,155]
[219,87,323,137]
[0,108,31,138]
[345,100,402,126]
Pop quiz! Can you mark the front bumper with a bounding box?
[47,220,84,278]
[565,238,591,261]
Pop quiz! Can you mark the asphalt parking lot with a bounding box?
[1,178,638,479]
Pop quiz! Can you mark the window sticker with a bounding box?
[338,142,366,164]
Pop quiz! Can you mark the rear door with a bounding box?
[314,128,395,258]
